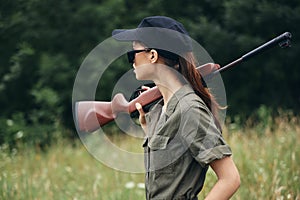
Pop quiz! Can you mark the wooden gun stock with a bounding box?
[75,32,291,132]
[75,86,162,132]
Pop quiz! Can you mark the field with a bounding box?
[0,115,299,200]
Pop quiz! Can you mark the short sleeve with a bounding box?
[179,103,232,167]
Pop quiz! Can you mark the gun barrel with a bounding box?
[242,32,291,61]
[213,32,292,74]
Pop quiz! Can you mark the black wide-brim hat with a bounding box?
[112,16,193,57]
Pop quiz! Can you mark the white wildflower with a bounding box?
[125,181,135,189]
[137,183,145,189]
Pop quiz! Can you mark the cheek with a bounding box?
[134,57,146,67]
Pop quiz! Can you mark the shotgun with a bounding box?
[75,32,291,132]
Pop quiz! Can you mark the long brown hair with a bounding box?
[162,52,223,131]
[137,42,223,128]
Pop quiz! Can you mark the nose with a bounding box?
[133,63,136,68]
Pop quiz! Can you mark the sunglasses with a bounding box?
[127,49,150,64]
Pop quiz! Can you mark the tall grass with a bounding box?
[0,140,145,200]
[1,115,299,200]
[200,113,300,200]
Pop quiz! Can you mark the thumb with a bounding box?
[135,102,145,116]
[135,102,146,125]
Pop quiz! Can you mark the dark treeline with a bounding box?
[0,0,299,148]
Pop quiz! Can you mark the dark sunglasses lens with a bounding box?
[127,51,135,63]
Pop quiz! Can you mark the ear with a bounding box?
[149,49,158,63]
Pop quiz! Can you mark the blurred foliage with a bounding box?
[0,0,299,148]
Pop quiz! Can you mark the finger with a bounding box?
[136,103,146,125]
[135,102,145,116]
[141,85,151,91]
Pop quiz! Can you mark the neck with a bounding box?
[153,69,185,108]
[145,62,186,108]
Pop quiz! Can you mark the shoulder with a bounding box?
[177,91,217,132]
[179,91,210,114]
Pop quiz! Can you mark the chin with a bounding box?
[135,74,149,81]
[134,72,144,80]
[135,75,140,80]
[135,75,144,80]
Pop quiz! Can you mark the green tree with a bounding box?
[0,0,299,148]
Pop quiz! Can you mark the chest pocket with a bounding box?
[147,135,174,174]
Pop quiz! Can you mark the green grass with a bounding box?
[1,116,299,200]
[199,116,300,200]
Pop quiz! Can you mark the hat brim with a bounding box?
[112,27,193,53]
[112,29,138,41]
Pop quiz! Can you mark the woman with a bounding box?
[113,16,240,200]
